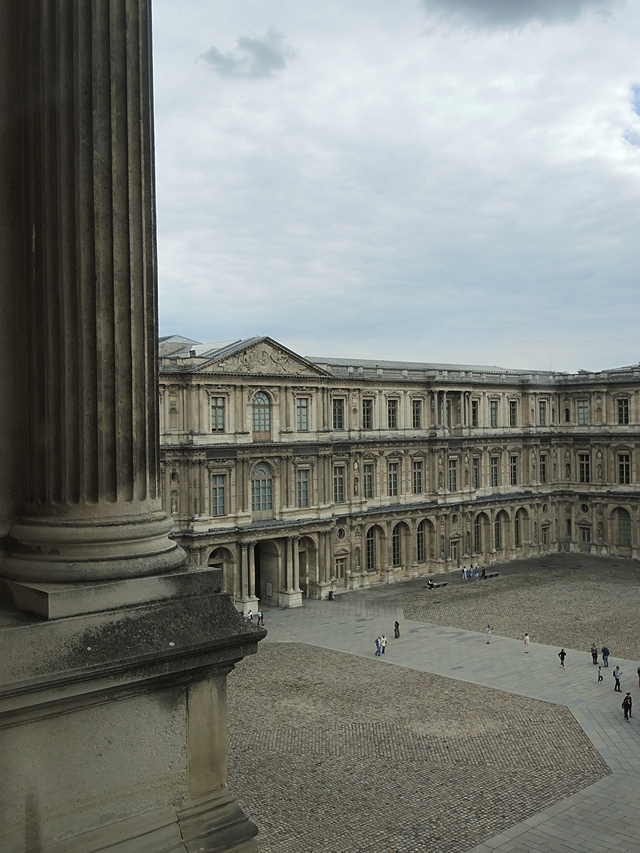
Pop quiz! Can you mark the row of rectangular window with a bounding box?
[202,451,633,516]
[211,395,633,433]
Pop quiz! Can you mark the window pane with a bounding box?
[412,399,422,429]
[211,397,225,432]
[211,474,225,515]
[297,469,309,507]
[363,463,373,499]
[333,399,344,430]
[413,461,422,494]
[296,398,308,431]
[362,399,373,430]
[387,399,398,429]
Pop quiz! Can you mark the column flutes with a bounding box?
[4,0,184,582]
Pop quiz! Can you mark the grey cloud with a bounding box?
[201,28,292,78]
[421,0,618,27]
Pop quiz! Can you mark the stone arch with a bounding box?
[610,506,632,548]
[298,535,318,598]
[514,507,529,548]
[207,546,235,596]
[416,518,435,563]
[473,511,490,556]
[364,524,385,573]
[494,509,511,552]
[255,538,282,602]
[391,521,410,567]
[252,390,272,440]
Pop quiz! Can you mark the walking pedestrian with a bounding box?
[622,693,633,721]
[394,621,400,639]
[381,635,387,654]
[558,649,567,667]
[462,566,467,580]
[597,666,603,682]
[245,609,253,622]
[613,666,622,692]
[637,665,640,688]
[257,608,264,627]
[375,636,381,656]
[590,644,598,665]
[524,633,530,653]
[486,625,492,644]
[481,567,486,580]
[601,645,610,667]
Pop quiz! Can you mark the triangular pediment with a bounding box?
[197,337,330,377]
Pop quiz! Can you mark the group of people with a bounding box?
[462,565,486,580]
[244,608,264,626]
[375,622,401,655]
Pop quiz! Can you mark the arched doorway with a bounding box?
[473,512,490,557]
[494,510,511,554]
[254,539,281,602]
[207,546,235,596]
[298,536,317,598]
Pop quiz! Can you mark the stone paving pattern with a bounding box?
[226,554,640,852]
[227,643,609,853]
[402,556,640,660]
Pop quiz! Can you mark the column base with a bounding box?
[0,573,264,853]
[278,589,303,608]
[0,564,217,619]
[236,596,259,617]
[3,512,186,583]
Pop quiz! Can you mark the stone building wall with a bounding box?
[159,337,640,611]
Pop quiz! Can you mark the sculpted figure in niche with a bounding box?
[170,494,178,514]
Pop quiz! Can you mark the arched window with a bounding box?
[392,524,402,566]
[251,462,273,512]
[252,392,271,439]
[618,508,631,546]
[494,516,501,550]
[365,527,376,571]
[474,516,481,553]
[417,520,426,562]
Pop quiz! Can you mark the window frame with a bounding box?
[388,461,399,497]
[332,398,345,431]
[296,397,309,432]
[333,465,345,503]
[362,398,373,430]
[296,467,309,507]
[211,473,226,516]
[387,398,399,430]
[510,455,518,486]
[211,396,225,433]
[578,453,590,483]
[363,463,374,499]
[618,453,631,485]
[509,400,518,427]
[577,400,589,426]
[448,458,457,493]
[490,400,498,428]
[412,398,422,429]
[618,398,630,425]
[412,460,423,494]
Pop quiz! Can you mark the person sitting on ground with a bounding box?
[427,578,435,589]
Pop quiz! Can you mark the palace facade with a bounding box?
[159,335,640,613]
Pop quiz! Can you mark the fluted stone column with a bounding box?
[0,5,263,853]
[3,0,184,583]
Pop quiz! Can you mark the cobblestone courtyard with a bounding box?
[228,643,609,853]
[402,554,640,660]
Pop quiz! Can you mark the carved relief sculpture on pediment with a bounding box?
[212,342,323,376]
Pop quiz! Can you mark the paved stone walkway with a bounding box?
[239,557,640,852]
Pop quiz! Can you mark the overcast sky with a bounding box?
[152,0,640,372]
